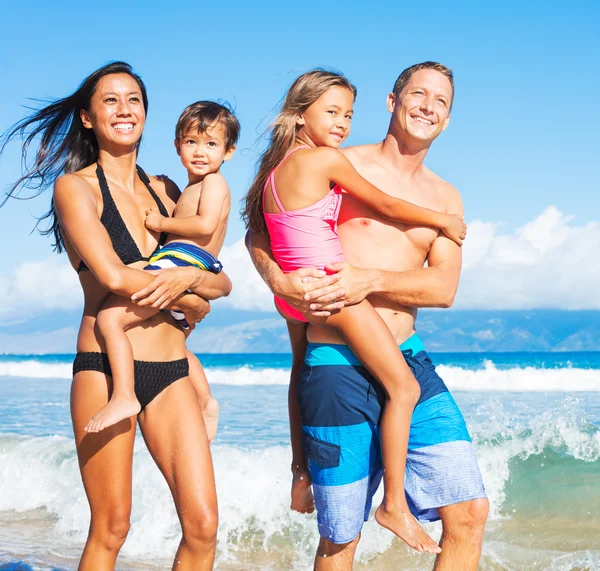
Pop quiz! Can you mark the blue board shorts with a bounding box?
[298,334,487,544]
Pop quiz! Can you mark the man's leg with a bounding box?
[315,535,360,571]
[433,498,489,571]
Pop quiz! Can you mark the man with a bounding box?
[247,62,489,570]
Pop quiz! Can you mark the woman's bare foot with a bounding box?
[85,395,141,433]
[291,466,315,514]
[202,396,219,443]
[375,502,441,554]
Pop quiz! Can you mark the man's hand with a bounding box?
[307,262,374,311]
[145,208,166,232]
[274,268,346,317]
[131,266,197,309]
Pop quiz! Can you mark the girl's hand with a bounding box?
[145,208,166,232]
[440,214,467,246]
[131,267,198,309]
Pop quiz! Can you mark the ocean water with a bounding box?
[0,352,599,570]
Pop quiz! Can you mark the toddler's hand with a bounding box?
[441,214,467,246]
[145,208,166,232]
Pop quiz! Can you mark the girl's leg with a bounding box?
[314,300,441,554]
[286,321,314,514]
[87,297,159,433]
[138,375,217,570]
[186,351,220,443]
[71,370,136,570]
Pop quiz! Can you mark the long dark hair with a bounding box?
[0,61,148,252]
[241,69,356,233]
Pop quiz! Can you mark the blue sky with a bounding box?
[1,0,599,339]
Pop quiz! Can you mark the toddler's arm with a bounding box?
[145,173,230,238]
[317,148,467,245]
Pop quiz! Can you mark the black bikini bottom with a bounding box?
[73,352,189,410]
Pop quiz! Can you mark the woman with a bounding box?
[2,61,230,570]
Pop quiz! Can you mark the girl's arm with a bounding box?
[145,173,229,238]
[317,148,466,245]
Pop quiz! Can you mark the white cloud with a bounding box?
[0,258,83,321]
[2,206,599,325]
[218,239,274,312]
[457,206,600,309]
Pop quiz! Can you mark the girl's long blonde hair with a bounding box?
[242,69,357,233]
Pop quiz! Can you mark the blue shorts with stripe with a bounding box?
[145,241,223,329]
[298,334,487,544]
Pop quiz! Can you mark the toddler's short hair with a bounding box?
[176,101,240,150]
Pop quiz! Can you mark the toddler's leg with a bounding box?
[86,297,159,433]
[187,351,219,443]
[315,301,441,554]
[286,322,314,514]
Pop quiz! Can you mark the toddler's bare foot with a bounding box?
[85,396,141,433]
[375,502,441,554]
[202,397,219,443]
[291,466,315,514]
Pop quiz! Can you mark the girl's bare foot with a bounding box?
[291,466,315,514]
[375,502,441,554]
[85,396,141,433]
[202,396,219,443]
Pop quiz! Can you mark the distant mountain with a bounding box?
[1,309,599,354]
[187,310,600,353]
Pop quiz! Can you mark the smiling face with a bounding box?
[175,121,234,183]
[80,73,146,151]
[296,86,355,148]
[388,68,453,143]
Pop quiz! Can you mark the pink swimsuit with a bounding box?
[263,146,344,322]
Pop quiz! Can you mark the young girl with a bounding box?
[242,70,466,554]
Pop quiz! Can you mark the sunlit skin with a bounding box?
[260,81,468,556]
[52,70,229,570]
[247,69,489,571]
[175,122,235,185]
[80,73,146,157]
[387,69,453,151]
[296,86,354,148]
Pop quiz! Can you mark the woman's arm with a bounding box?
[316,148,466,245]
[54,174,157,296]
[131,267,232,309]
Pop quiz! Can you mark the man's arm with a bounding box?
[245,231,344,315]
[312,184,464,310]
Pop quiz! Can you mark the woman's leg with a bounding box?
[313,300,441,554]
[138,375,218,570]
[88,297,159,433]
[286,321,314,514]
[186,351,219,443]
[71,370,137,570]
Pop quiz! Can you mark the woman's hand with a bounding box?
[131,266,198,309]
[440,214,467,246]
[145,208,167,232]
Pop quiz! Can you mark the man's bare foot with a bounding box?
[375,503,441,554]
[291,466,315,514]
[85,396,141,433]
[202,397,219,443]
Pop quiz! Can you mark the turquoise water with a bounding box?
[0,352,599,570]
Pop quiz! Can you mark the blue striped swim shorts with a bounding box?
[145,241,223,329]
[298,334,487,544]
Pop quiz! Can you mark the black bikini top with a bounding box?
[77,164,169,274]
